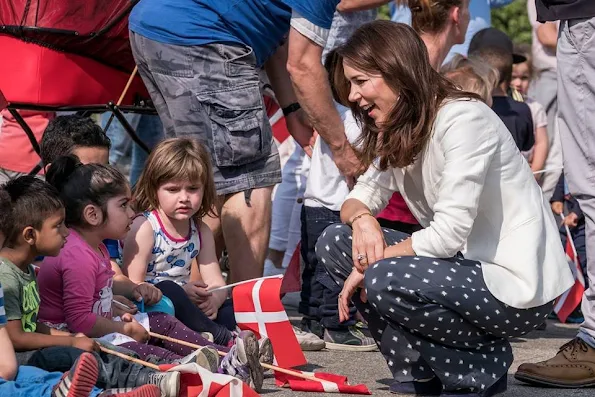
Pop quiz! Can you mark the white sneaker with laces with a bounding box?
[293,325,325,351]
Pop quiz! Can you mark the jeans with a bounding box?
[156,280,234,346]
[0,365,102,397]
[100,113,164,185]
[299,206,355,330]
[270,143,309,268]
[26,346,154,389]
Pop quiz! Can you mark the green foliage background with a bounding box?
[377,0,532,45]
[491,0,531,45]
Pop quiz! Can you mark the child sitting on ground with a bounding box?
[0,281,160,397]
[0,177,160,397]
[38,156,267,391]
[122,139,240,344]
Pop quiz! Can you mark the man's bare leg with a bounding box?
[221,186,273,283]
[203,197,226,261]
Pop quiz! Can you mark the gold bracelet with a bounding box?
[350,212,373,225]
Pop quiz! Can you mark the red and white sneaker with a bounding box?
[51,352,99,397]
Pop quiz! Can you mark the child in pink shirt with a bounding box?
[37,155,267,391]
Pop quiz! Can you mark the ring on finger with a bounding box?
[356,253,367,262]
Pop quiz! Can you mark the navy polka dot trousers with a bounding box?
[317,224,553,394]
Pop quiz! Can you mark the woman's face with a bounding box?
[454,0,471,44]
[343,61,399,125]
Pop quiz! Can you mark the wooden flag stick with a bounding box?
[148,332,323,383]
[99,345,160,370]
[116,66,138,106]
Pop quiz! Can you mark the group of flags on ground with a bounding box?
[164,276,370,397]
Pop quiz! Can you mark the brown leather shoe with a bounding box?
[515,338,595,387]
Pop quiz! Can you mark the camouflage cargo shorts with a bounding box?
[130,32,281,195]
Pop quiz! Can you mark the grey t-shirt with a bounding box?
[0,259,40,332]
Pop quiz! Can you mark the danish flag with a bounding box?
[233,276,306,369]
[158,363,258,397]
[554,224,586,323]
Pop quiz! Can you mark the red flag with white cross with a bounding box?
[233,276,306,369]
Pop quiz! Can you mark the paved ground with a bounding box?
[258,294,590,396]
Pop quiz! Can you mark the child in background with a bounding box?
[123,139,240,345]
[511,44,549,179]
[0,178,160,397]
[38,156,266,391]
[468,28,535,153]
[40,115,111,170]
[442,54,499,106]
[551,173,588,288]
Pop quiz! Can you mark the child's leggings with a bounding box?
[155,280,235,346]
[119,312,229,362]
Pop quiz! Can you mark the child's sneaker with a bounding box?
[259,337,274,367]
[200,332,214,342]
[98,385,161,397]
[145,372,180,397]
[52,352,99,397]
[220,330,263,392]
[174,346,220,371]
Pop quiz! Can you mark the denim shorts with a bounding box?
[130,32,281,195]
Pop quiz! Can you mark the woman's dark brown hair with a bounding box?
[326,20,479,170]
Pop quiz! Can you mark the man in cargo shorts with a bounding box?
[128,0,362,282]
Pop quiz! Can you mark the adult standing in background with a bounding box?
[515,0,595,389]
[127,0,365,282]
[390,0,514,61]
[526,0,562,201]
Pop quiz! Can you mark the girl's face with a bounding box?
[511,62,531,95]
[102,189,135,240]
[157,180,204,222]
[343,61,399,126]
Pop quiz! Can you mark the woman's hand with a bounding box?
[133,283,162,306]
[338,269,366,323]
[351,214,386,272]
